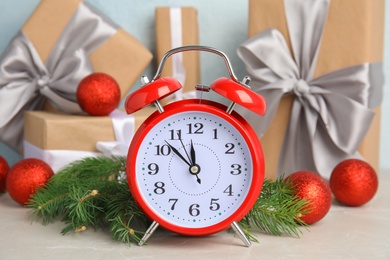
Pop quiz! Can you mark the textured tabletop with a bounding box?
[0,171,389,260]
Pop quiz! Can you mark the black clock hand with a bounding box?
[164,141,191,166]
[166,136,201,185]
[178,134,192,165]
[190,140,196,166]
[193,172,201,184]
[189,140,201,184]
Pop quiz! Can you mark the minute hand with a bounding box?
[190,140,196,166]
[164,141,191,166]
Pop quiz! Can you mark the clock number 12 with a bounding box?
[187,123,204,134]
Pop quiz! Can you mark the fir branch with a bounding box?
[240,178,310,238]
[28,178,71,224]
[28,157,128,231]
[61,186,105,235]
[28,156,147,245]
[109,216,145,245]
[28,156,309,246]
[52,156,125,183]
[104,181,148,244]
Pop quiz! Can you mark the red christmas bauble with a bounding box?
[6,158,54,205]
[285,171,332,225]
[330,159,378,206]
[77,72,121,116]
[0,156,10,192]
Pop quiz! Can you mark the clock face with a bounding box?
[127,101,263,236]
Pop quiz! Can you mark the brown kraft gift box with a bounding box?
[248,0,384,179]
[24,108,155,171]
[23,0,152,100]
[155,7,200,100]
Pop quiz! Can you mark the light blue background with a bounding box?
[0,0,389,170]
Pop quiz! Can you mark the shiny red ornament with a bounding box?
[330,159,378,206]
[285,171,332,225]
[77,72,121,116]
[0,156,10,192]
[6,158,54,205]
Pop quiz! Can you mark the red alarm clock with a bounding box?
[125,46,266,247]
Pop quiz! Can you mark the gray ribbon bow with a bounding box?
[0,2,118,152]
[237,0,383,179]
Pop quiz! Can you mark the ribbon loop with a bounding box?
[96,110,135,157]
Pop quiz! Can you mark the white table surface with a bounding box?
[1,171,389,260]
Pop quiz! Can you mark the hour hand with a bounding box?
[164,141,191,166]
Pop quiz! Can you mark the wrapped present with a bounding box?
[155,7,200,102]
[0,0,153,153]
[237,0,384,180]
[23,108,155,172]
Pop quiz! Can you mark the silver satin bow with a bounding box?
[0,2,118,152]
[237,0,383,179]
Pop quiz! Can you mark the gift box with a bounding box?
[155,7,200,102]
[23,108,155,172]
[23,0,152,99]
[0,0,152,153]
[238,0,384,180]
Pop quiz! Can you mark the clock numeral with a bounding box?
[209,198,220,211]
[223,184,234,196]
[147,163,159,175]
[187,123,204,134]
[189,203,200,217]
[230,164,242,175]
[212,128,218,139]
[155,144,172,156]
[154,182,165,195]
[169,129,182,140]
[169,198,178,210]
[225,143,235,154]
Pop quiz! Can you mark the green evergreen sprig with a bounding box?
[28,156,309,245]
[28,156,148,243]
[239,178,309,241]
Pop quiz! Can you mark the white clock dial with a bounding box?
[134,110,253,228]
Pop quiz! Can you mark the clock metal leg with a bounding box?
[226,76,251,114]
[226,101,237,114]
[231,221,251,247]
[138,221,159,246]
[153,100,164,113]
